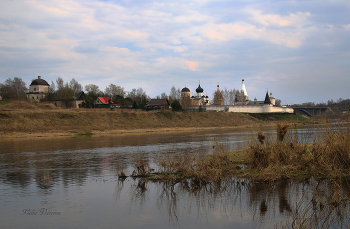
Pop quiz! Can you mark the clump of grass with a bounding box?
[155,151,238,183]
[257,131,266,145]
[277,124,289,142]
[118,171,127,179]
[131,156,153,177]
[153,140,243,183]
[248,123,350,179]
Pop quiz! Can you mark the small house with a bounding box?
[146,99,170,109]
[95,97,119,108]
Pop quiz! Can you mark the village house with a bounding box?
[53,91,87,108]
[145,99,170,109]
[95,97,119,108]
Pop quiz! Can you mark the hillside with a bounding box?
[0,101,314,138]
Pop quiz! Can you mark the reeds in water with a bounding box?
[276,180,350,229]
[248,123,350,179]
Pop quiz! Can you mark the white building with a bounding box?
[207,80,294,114]
[27,76,50,102]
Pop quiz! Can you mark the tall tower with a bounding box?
[214,84,224,105]
[241,79,248,98]
[235,79,249,105]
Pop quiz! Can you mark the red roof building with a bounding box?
[95,97,119,108]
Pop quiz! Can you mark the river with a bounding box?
[0,124,349,228]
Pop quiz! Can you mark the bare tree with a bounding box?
[69,78,82,94]
[234,90,247,105]
[127,88,137,101]
[136,87,149,105]
[49,81,56,93]
[0,77,27,100]
[127,87,149,105]
[56,82,75,107]
[105,84,125,98]
[169,86,181,103]
[56,77,64,91]
[85,84,101,95]
[161,92,168,99]
[275,99,282,107]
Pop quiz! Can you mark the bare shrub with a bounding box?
[257,131,265,145]
[131,156,152,177]
[277,124,289,142]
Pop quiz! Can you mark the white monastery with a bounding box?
[206,79,294,114]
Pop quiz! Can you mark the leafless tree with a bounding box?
[127,87,149,105]
[56,77,64,91]
[161,92,168,99]
[85,84,101,95]
[0,77,27,100]
[234,90,247,104]
[49,81,56,93]
[69,78,82,94]
[56,82,75,107]
[275,99,282,106]
[169,86,181,103]
[105,84,125,98]
[221,88,236,105]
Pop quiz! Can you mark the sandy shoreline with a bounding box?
[0,123,281,140]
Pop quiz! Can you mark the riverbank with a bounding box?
[0,101,313,139]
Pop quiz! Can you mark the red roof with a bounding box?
[98,97,110,104]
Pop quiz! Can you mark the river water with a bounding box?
[0,125,349,228]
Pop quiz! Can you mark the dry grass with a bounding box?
[0,105,257,137]
[130,156,153,177]
[247,123,350,179]
[154,151,237,183]
[277,124,289,142]
[126,141,244,183]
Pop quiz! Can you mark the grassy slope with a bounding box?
[0,101,262,137]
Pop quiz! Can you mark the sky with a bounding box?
[0,0,349,105]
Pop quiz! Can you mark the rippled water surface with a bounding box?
[1,125,349,228]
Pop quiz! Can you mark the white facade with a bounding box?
[206,105,294,113]
[27,76,50,102]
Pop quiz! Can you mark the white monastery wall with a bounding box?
[206,105,294,113]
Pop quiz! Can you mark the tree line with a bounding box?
[0,77,183,109]
[2,76,348,111]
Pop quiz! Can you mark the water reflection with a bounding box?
[116,177,350,228]
[1,124,349,228]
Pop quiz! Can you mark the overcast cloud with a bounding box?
[1,0,349,104]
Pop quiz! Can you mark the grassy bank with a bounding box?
[0,101,312,138]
